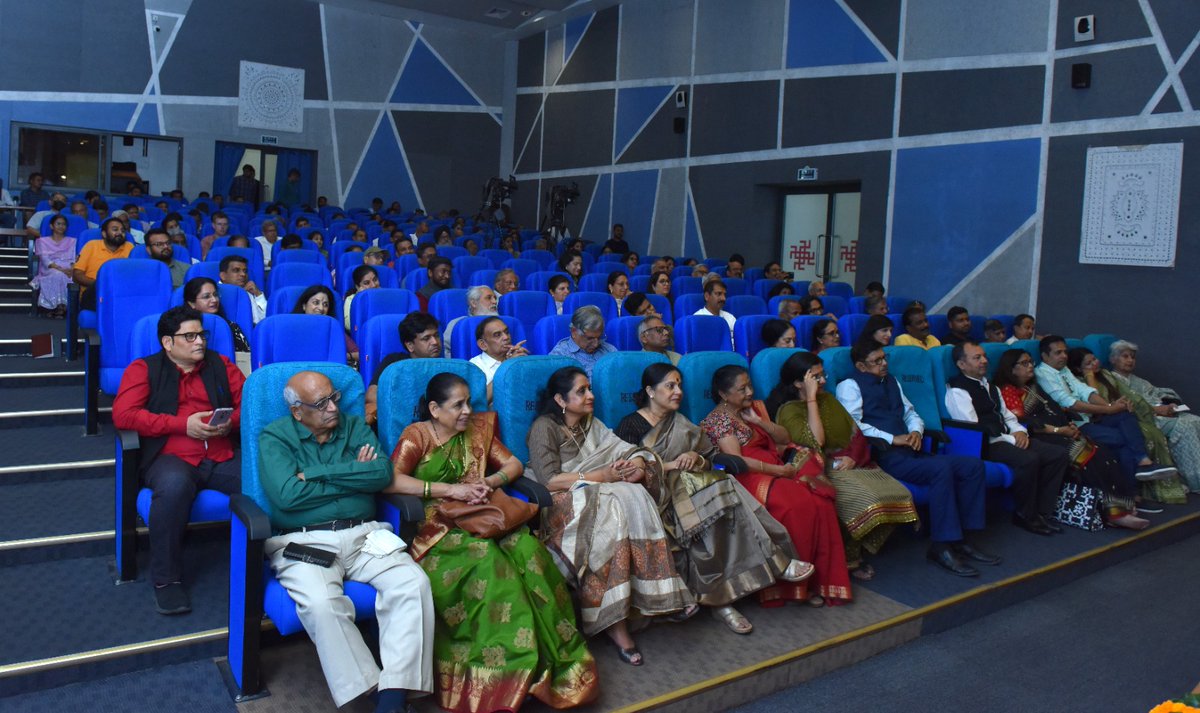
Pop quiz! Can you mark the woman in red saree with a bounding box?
[699,364,851,606]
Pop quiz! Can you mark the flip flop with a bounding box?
[780,560,815,583]
[851,563,876,581]
[712,605,753,634]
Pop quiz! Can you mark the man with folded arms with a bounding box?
[259,370,433,713]
[112,306,243,614]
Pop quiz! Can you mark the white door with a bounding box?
[780,191,860,284]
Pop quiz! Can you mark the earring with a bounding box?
[562,405,566,415]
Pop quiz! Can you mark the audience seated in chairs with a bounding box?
[112,306,244,615]
[777,297,803,321]
[835,340,997,578]
[894,307,940,350]
[615,363,815,635]
[639,314,679,365]
[199,211,230,259]
[443,285,497,358]
[765,351,918,581]
[860,314,893,346]
[694,279,735,335]
[218,254,266,323]
[1008,313,1037,344]
[469,316,529,403]
[622,292,658,319]
[810,318,840,355]
[864,294,888,317]
[761,318,795,349]
[494,268,519,297]
[342,265,381,331]
[146,228,190,288]
[184,277,251,374]
[31,213,76,316]
[365,312,442,426]
[649,270,672,303]
[293,285,358,367]
[526,366,697,666]
[548,305,616,379]
[417,256,453,311]
[74,217,132,309]
[258,370,434,713]
[942,306,973,346]
[388,373,598,711]
[983,319,1007,343]
[548,274,571,315]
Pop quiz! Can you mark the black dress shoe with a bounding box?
[1012,513,1054,536]
[154,582,191,615]
[953,542,1002,566]
[1038,516,1063,534]
[927,545,979,577]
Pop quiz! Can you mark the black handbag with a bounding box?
[1054,481,1104,531]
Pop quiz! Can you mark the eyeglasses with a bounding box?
[296,390,342,412]
[648,326,670,334]
[1016,359,1034,367]
[866,355,888,366]
[822,330,840,339]
[171,330,209,343]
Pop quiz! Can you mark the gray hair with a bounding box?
[865,294,886,313]
[466,285,497,315]
[283,385,301,407]
[777,298,800,318]
[1109,339,1138,362]
[637,314,663,338]
[570,304,605,333]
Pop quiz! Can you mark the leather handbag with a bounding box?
[437,488,538,539]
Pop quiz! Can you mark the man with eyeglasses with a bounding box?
[469,316,530,403]
[145,227,190,288]
[550,305,616,379]
[258,370,434,713]
[836,339,996,577]
[638,315,680,365]
[113,306,244,614]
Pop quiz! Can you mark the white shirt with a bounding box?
[693,306,735,334]
[944,374,1026,445]
[1005,336,1018,345]
[469,351,503,384]
[254,235,276,267]
[223,280,268,324]
[0,188,14,206]
[835,377,924,441]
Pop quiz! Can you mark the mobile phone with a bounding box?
[207,407,233,428]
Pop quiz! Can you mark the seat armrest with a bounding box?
[118,428,141,451]
[713,453,748,475]
[925,429,951,443]
[380,492,426,523]
[942,419,987,433]
[229,494,272,541]
[507,478,553,509]
[67,283,80,360]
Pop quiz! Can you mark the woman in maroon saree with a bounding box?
[700,365,851,606]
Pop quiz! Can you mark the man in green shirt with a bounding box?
[258,370,433,713]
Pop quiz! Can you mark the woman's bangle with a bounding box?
[577,471,586,482]
[423,481,432,498]
[498,472,510,486]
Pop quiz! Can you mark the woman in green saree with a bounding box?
[388,373,597,713]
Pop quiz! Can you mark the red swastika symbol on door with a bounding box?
[839,240,858,273]
[788,241,816,269]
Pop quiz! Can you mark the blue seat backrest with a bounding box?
[633,265,652,277]
[749,347,805,397]
[791,280,810,295]
[677,351,748,424]
[206,247,266,289]
[185,261,221,283]
[266,284,340,319]
[492,355,578,463]
[596,253,624,264]
[336,252,365,290]
[821,347,855,388]
[753,279,784,300]
[630,275,651,293]
[240,363,365,518]
[349,288,419,342]
[929,344,958,419]
[98,260,172,394]
[883,346,942,431]
[674,276,703,296]
[1010,339,1042,365]
[480,249,511,270]
[531,314,572,354]
[428,288,469,326]
[733,314,774,359]
[592,263,629,277]
[826,281,853,299]
[130,312,234,362]
[849,296,867,314]
[579,273,609,292]
[450,316,526,360]
[927,314,950,340]
[1084,333,1118,368]
[726,295,768,319]
[671,266,694,279]
[564,291,617,321]
[990,314,1016,339]
[521,249,556,270]
[1065,337,1086,351]
[437,246,467,261]
[820,295,848,317]
[886,296,914,313]
[702,258,727,269]
[983,342,1018,379]
[674,314,733,354]
[591,351,670,426]
[791,315,830,350]
[501,258,540,282]
[396,253,421,277]
[645,294,672,324]
[268,262,332,294]
[839,314,870,345]
[270,239,321,266]
[744,267,765,284]
[499,290,555,337]
[250,314,346,370]
[75,228,101,255]
[469,268,499,288]
[526,270,569,292]
[376,358,488,452]
[969,315,986,341]
[722,277,748,296]
[604,315,645,351]
[453,256,491,282]
[358,313,407,386]
[170,282,253,334]
[674,293,705,317]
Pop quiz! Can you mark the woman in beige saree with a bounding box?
[526,366,695,667]
[614,363,814,635]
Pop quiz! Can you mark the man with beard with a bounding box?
[415,256,452,311]
[74,217,132,309]
[145,228,190,288]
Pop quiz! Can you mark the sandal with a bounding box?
[613,642,643,666]
[806,595,826,608]
[665,603,700,623]
[712,605,753,634]
[780,560,815,583]
[851,563,876,581]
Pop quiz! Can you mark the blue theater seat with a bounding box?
[335,252,364,290]
[250,314,346,369]
[437,245,467,261]
[791,315,832,350]
[579,273,610,292]
[726,294,768,319]
[348,288,419,342]
[605,315,645,352]
[748,346,805,398]
[453,255,491,282]
[722,277,748,296]
[501,258,540,283]
[677,351,748,424]
[479,249,511,270]
[819,295,848,317]
[646,294,672,324]
[674,293,705,317]
[376,358,488,450]
[887,296,915,313]
[821,346,855,386]
[1084,333,1118,368]
[170,284,253,340]
[449,316,526,360]
[492,355,577,463]
[526,270,569,292]
[184,261,221,283]
[849,296,867,314]
[499,290,555,337]
[753,279,784,300]
[839,314,871,345]
[271,249,323,268]
[564,291,618,321]
[268,262,332,294]
[590,352,670,426]
[927,313,950,340]
[673,314,733,354]
[531,314,572,355]
[270,239,321,267]
[674,276,703,296]
[671,266,694,279]
[357,314,408,387]
[630,275,651,292]
[428,288,469,327]
[469,268,499,288]
[733,314,775,359]
[521,249,556,270]
[826,281,853,299]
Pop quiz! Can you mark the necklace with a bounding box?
[427,421,447,447]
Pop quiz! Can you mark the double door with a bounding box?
[780,189,860,284]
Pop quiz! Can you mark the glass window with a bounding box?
[14,126,103,192]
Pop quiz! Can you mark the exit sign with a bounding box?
[261,135,278,145]
[797,166,818,181]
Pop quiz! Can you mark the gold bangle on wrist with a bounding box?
[423,481,432,498]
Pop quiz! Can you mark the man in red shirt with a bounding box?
[113,306,245,614]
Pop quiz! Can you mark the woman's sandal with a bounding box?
[712,605,753,634]
[780,560,815,583]
[613,642,644,666]
[806,595,826,608]
[665,603,700,623]
[851,562,876,581]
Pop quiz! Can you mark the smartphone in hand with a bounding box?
[207,407,233,428]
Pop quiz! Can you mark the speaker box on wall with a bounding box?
[1071,62,1091,89]
[673,117,686,134]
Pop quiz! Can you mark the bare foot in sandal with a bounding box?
[712,605,753,634]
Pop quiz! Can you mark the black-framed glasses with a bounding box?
[297,390,342,411]
[171,330,209,343]
[866,355,888,366]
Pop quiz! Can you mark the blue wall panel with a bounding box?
[611,170,658,253]
[787,0,886,68]
[392,40,479,106]
[889,139,1041,305]
[615,85,675,158]
[345,117,421,212]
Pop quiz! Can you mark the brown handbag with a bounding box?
[436,488,538,539]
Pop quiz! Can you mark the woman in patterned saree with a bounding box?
[765,351,919,580]
[614,363,814,635]
[526,366,696,667]
[389,373,597,713]
[700,364,852,607]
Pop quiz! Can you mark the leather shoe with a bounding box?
[953,542,1002,565]
[1012,513,1054,536]
[927,545,979,577]
[1039,516,1063,534]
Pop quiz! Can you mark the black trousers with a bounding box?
[142,454,241,585]
[987,438,1069,520]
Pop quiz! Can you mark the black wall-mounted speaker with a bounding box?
[1071,62,1091,89]
[673,117,686,134]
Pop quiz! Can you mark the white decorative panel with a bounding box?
[238,61,304,133]
[1080,143,1182,268]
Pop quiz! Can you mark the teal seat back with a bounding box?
[492,356,577,463]
[591,351,670,427]
[376,358,487,452]
[677,352,748,425]
[749,347,805,399]
[883,346,942,431]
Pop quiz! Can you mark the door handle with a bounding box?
[829,234,840,279]
[814,234,825,280]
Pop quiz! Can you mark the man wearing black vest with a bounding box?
[945,342,1068,536]
[113,306,245,614]
[836,339,998,577]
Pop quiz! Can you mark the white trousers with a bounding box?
[266,521,434,707]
